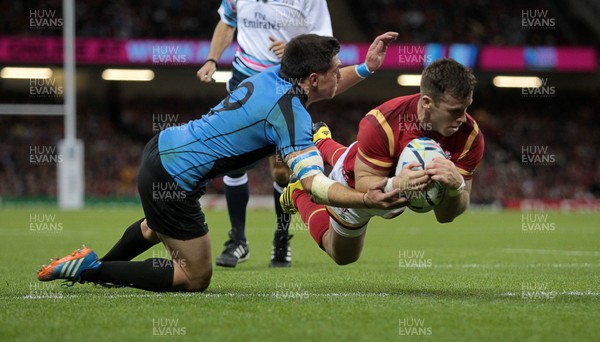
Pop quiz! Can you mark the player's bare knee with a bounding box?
[183,268,212,292]
[329,246,361,265]
[435,214,455,224]
[332,253,360,266]
[183,279,210,292]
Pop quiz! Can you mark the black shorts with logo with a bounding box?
[137,134,208,240]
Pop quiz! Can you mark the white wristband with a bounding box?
[446,177,465,197]
[311,173,336,205]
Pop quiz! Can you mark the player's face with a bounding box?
[316,55,342,99]
[427,92,473,137]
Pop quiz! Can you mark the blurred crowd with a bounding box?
[470,94,600,203]
[1,0,598,203]
[350,0,581,45]
[1,91,599,203]
[3,0,591,45]
[2,0,219,39]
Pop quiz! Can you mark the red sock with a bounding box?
[293,189,330,250]
[316,139,347,166]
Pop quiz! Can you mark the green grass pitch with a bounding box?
[1,207,598,341]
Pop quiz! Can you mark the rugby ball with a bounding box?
[397,137,446,213]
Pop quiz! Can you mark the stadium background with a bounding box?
[1,1,599,341]
[1,0,599,208]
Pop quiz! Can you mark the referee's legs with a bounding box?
[216,173,251,267]
[216,69,253,268]
[269,155,293,267]
[223,69,250,242]
[223,173,249,243]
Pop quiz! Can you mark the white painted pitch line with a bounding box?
[19,290,600,300]
[20,292,393,300]
[22,294,65,299]
[500,248,600,257]
[500,291,600,297]
[562,291,600,296]
[432,263,600,268]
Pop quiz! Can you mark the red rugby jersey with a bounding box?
[343,93,484,188]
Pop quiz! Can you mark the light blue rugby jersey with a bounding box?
[158,65,314,192]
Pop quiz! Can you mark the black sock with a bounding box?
[81,259,174,292]
[224,174,249,242]
[273,182,290,242]
[100,218,157,262]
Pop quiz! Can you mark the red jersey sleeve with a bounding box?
[454,120,484,181]
[356,109,396,172]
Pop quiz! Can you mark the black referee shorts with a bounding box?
[227,67,250,92]
[137,134,208,240]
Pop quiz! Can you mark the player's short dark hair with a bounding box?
[421,58,476,103]
[280,34,340,81]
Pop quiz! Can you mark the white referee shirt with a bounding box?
[218,0,333,76]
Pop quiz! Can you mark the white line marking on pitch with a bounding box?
[19,290,600,300]
[20,292,393,300]
[432,263,600,268]
[500,291,599,297]
[500,248,600,256]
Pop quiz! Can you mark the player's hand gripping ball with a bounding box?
[397,137,446,213]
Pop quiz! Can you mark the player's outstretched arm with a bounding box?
[425,157,470,223]
[335,32,399,95]
[303,175,407,210]
[197,21,235,82]
[285,147,406,210]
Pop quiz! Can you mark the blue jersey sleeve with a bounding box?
[266,94,314,158]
